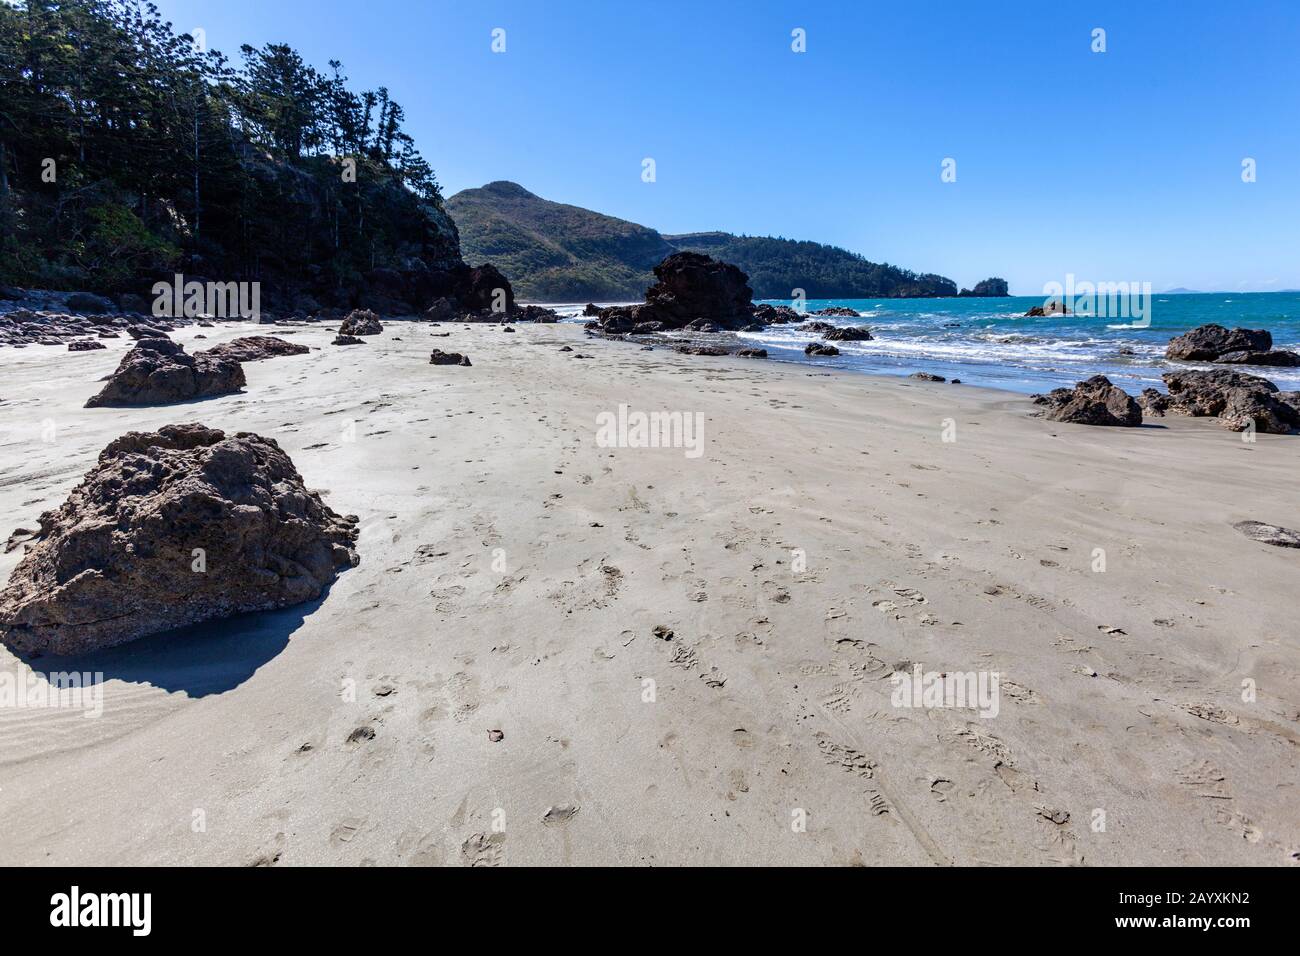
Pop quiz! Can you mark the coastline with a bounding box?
[1,318,1296,865]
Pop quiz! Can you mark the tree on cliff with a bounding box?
[0,0,453,306]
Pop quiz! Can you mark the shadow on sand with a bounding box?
[18,596,325,698]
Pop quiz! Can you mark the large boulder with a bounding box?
[1165,324,1272,361]
[1161,368,1300,433]
[85,338,245,407]
[458,264,515,314]
[0,424,359,656]
[644,252,753,327]
[198,336,309,363]
[65,292,116,315]
[1032,375,1143,426]
[338,309,383,336]
[595,252,754,334]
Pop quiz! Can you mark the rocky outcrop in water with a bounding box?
[198,336,309,363]
[1165,324,1271,362]
[1032,375,1143,426]
[85,338,245,407]
[1160,369,1299,433]
[1025,301,1070,317]
[0,423,359,655]
[1163,324,1299,366]
[804,321,873,341]
[805,342,840,357]
[811,307,861,317]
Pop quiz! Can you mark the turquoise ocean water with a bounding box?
[557,292,1300,395]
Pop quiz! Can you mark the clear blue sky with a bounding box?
[154,0,1300,293]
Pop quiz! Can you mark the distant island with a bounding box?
[447,182,1007,301]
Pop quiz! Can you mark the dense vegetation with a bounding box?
[0,0,460,307]
[449,181,977,301]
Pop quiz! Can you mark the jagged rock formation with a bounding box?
[1160,369,1300,433]
[1032,375,1143,426]
[0,424,359,655]
[84,338,245,407]
[338,310,383,336]
[1164,324,1299,367]
[198,336,309,362]
[591,252,755,334]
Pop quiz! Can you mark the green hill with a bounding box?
[447,182,968,301]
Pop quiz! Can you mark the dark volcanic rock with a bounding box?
[1025,301,1070,317]
[458,264,515,314]
[805,342,840,357]
[85,339,245,408]
[1139,388,1170,416]
[1215,349,1300,367]
[198,336,310,363]
[595,252,754,335]
[512,304,561,323]
[674,345,730,356]
[65,292,116,315]
[736,348,768,358]
[1232,521,1300,548]
[332,335,365,346]
[127,324,171,340]
[339,309,383,336]
[68,340,106,352]
[910,372,947,382]
[429,349,472,366]
[821,325,874,341]
[811,306,861,317]
[645,252,752,325]
[0,423,359,656]
[1032,375,1142,426]
[1161,368,1299,433]
[582,303,602,317]
[751,304,802,324]
[1166,324,1271,362]
[423,297,454,322]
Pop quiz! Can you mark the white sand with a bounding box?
[0,320,1296,865]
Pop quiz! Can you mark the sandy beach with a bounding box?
[0,320,1296,866]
